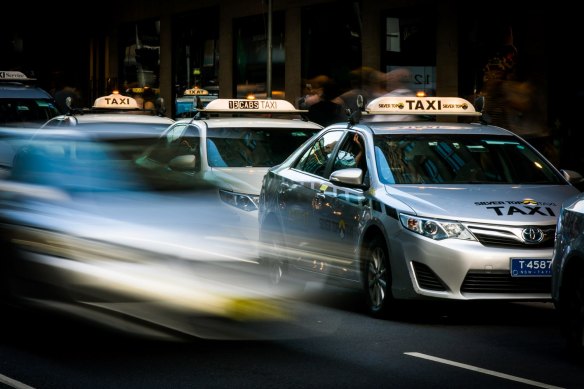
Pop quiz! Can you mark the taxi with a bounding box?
[135,98,323,242]
[42,91,174,136]
[34,91,175,164]
[258,95,583,317]
[175,86,218,118]
[0,70,60,127]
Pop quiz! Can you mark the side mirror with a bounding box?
[330,167,363,186]
[169,154,196,171]
[562,169,584,187]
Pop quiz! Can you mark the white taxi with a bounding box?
[135,98,323,242]
[36,92,175,162]
[42,91,174,135]
[0,70,61,127]
[175,86,218,118]
[258,95,583,317]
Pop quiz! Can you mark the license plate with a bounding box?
[510,258,552,277]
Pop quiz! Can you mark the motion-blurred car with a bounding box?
[552,191,584,357]
[0,128,317,340]
[0,92,175,176]
[258,95,583,317]
[0,70,61,128]
[136,98,323,243]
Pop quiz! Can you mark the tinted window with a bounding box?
[0,98,60,127]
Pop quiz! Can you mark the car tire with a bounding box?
[362,235,395,318]
[259,225,305,296]
[560,266,584,359]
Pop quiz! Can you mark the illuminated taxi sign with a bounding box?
[184,87,209,96]
[201,98,306,113]
[93,92,139,109]
[0,70,35,81]
[365,96,481,116]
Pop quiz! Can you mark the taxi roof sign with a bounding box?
[93,92,140,110]
[201,98,307,114]
[0,70,36,81]
[365,96,481,117]
[184,87,209,96]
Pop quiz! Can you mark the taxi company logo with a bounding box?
[522,227,544,244]
[522,198,538,205]
[229,100,259,109]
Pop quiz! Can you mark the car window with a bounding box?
[332,132,366,172]
[206,127,318,168]
[145,123,201,167]
[294,130,344,177]
[0,98,60,127]
[374,134,565,185]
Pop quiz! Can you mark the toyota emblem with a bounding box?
[522,227,545,244]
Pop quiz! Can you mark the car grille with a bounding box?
[464,223,555,249]
[461,270,551,294]
[412,261,447,291]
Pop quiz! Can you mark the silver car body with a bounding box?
[136,99,323,242]
[259,96,581,313]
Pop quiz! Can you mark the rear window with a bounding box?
[0,98,61,127]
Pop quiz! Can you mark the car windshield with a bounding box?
[206,127,318,167]
[374,134,565,185]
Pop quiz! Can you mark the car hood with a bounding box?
[383,184,580,224]
[205,167,269,195]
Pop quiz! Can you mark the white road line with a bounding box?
[0,373,36,389]
[404,352,564,389]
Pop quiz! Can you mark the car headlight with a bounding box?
[219,190,259,212]
[399,213,476,241]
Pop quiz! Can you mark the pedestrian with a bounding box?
[53,77,82,114]
[299,75,345,127]
[366,67,417,122]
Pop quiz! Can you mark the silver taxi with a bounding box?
[258,96,582,317]
[135,98,323,242]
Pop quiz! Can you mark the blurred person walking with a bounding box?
[53,76,82,114]
[299,75,344,127]
[366,67,416,122]
[332,67,387,116]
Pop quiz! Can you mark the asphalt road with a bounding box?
[1,286,583,389]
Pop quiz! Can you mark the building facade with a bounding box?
[1,1,580,172]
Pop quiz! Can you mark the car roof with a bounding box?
[362,121,514,136]
[58,113,175,125]
[175,117,322,130]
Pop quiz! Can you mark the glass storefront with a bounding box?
[233,12,285,99]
